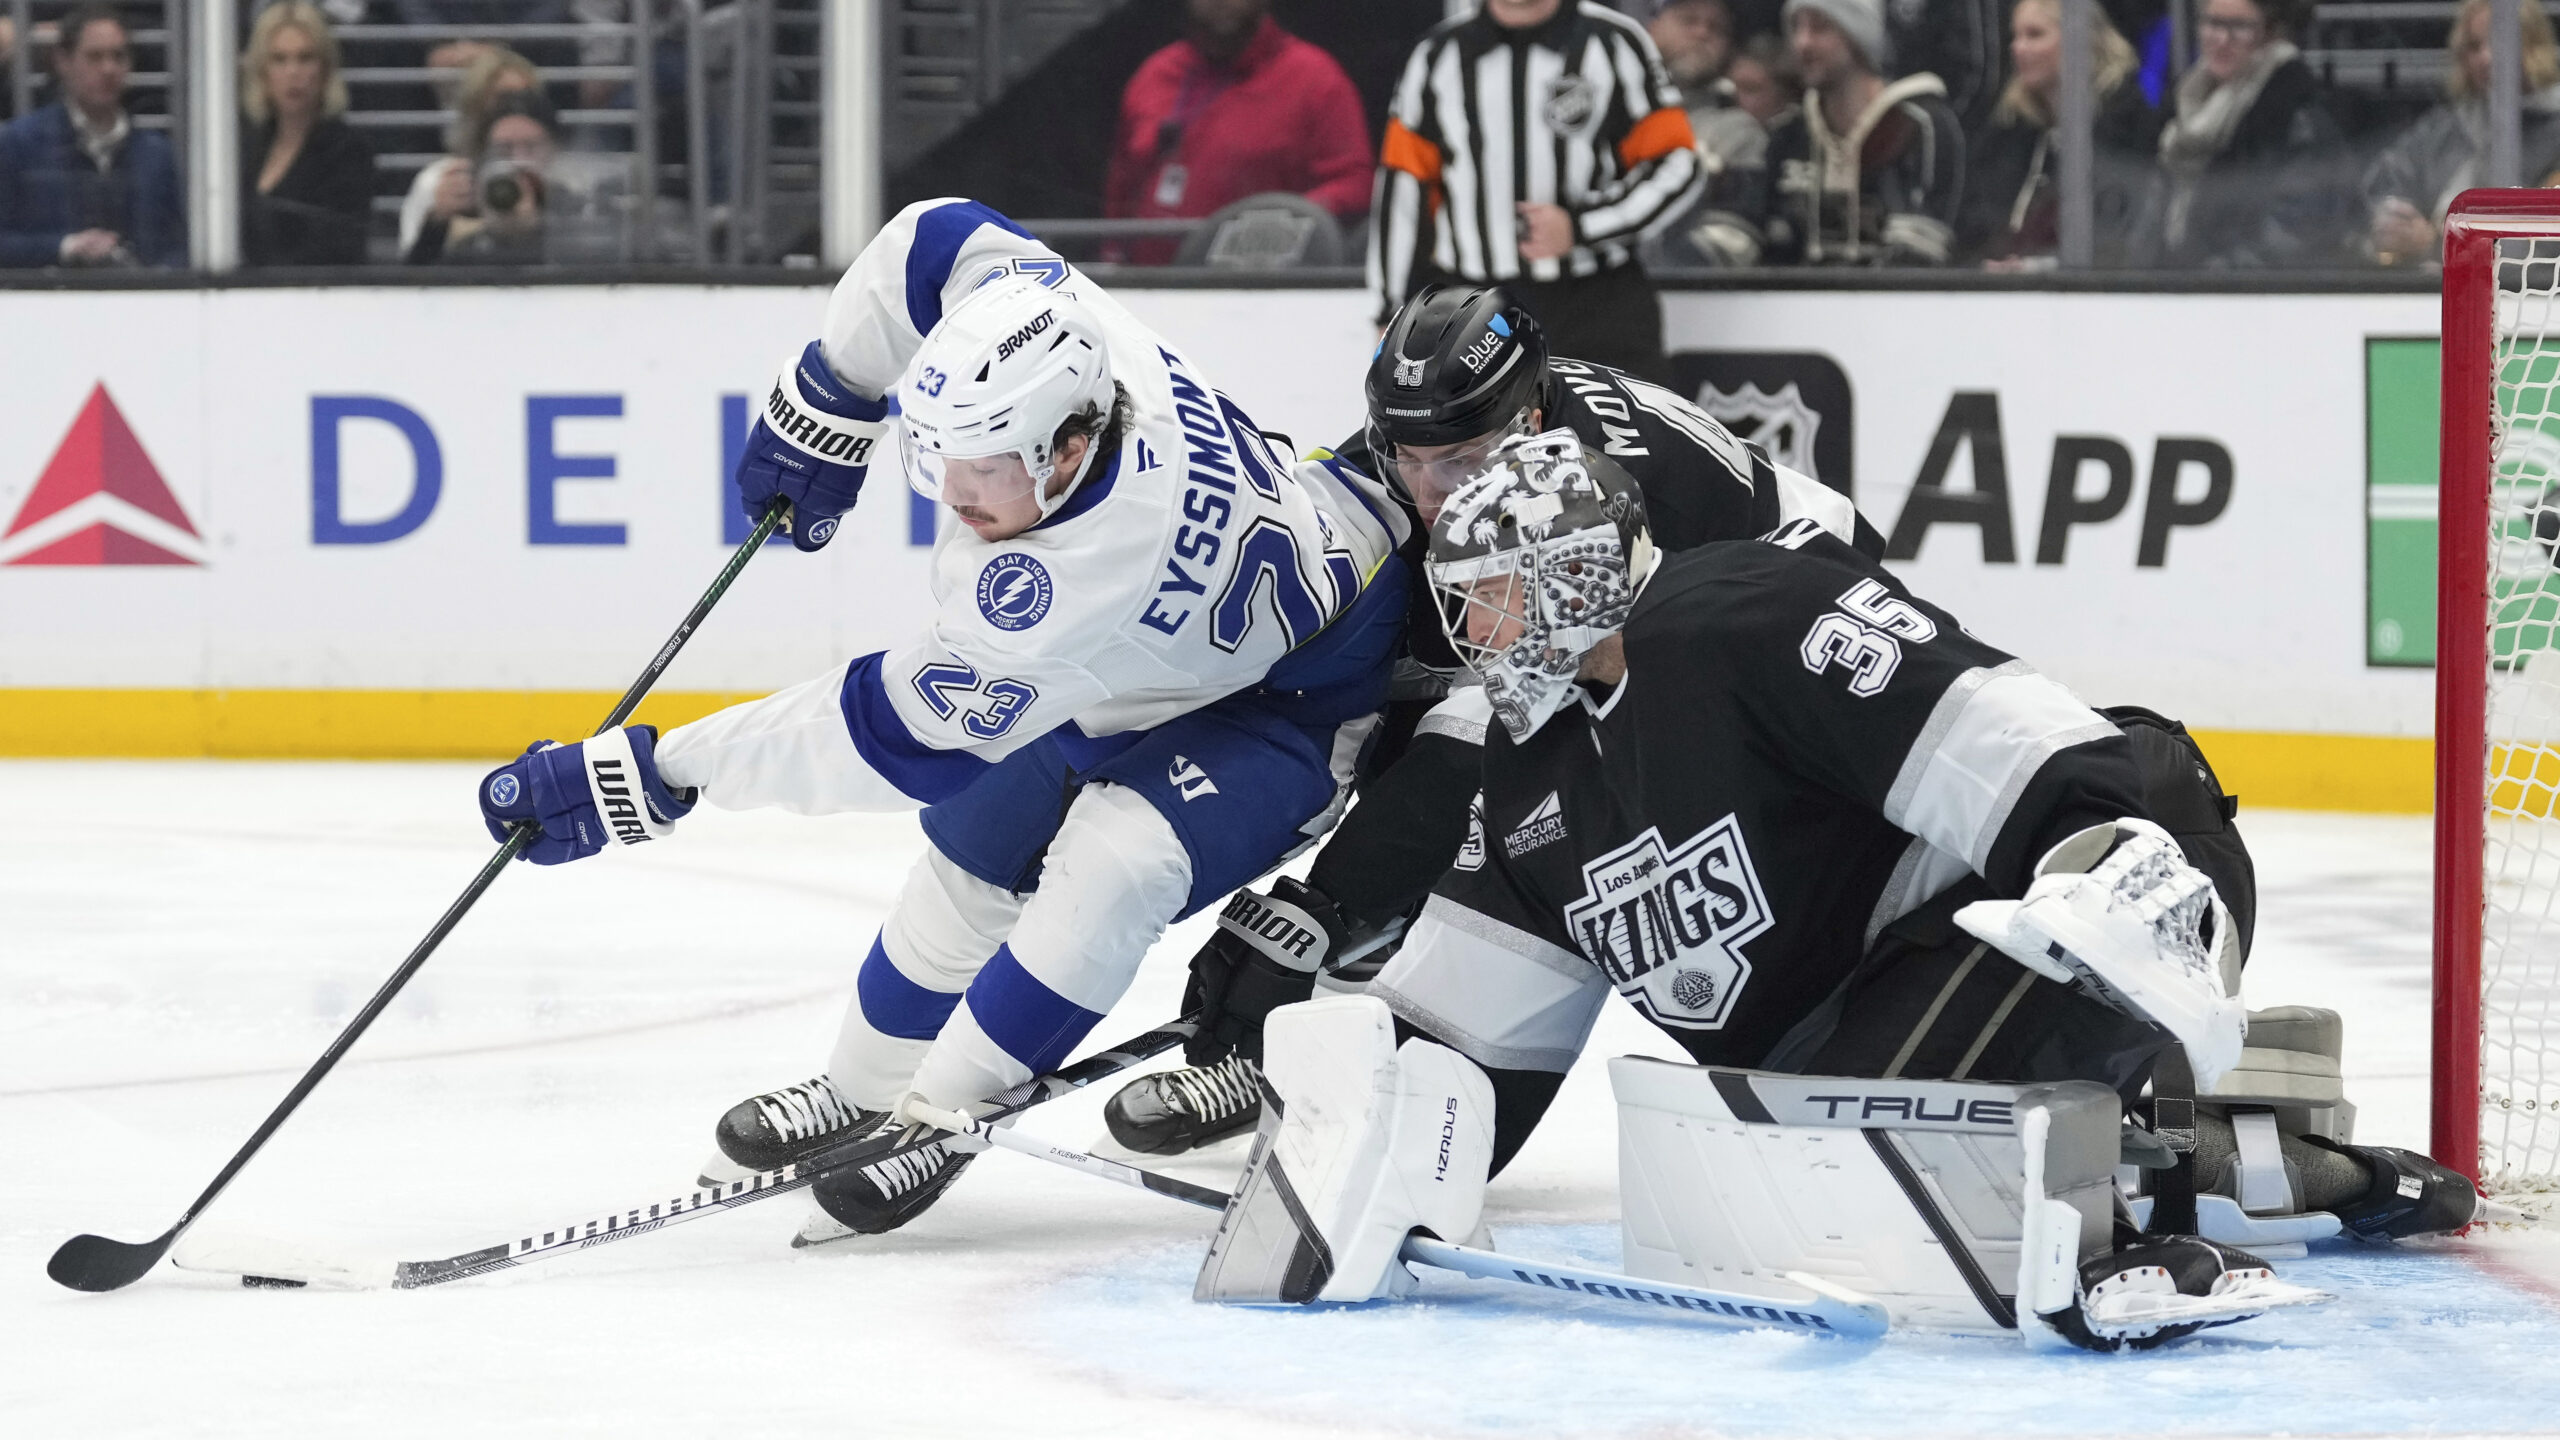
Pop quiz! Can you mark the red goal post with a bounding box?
[2436,189,2560,1194]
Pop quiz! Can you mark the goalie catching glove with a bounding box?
[734,340,888,551]
[479,725,694,864]
[1956,817,2247,1089]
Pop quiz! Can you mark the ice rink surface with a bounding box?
[6,760,2560,1440]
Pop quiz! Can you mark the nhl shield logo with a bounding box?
[1542,75,1598,136]
[1393,355,1426,389]
[1697,381,1823,480]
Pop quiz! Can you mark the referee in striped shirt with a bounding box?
[1368,0,1705,380]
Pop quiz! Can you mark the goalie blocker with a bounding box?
[1200,997,2326,1349]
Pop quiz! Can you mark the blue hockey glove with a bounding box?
[737,340,888,552]
[479,724,696,864]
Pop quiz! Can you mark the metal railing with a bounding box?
[329,15,660,263]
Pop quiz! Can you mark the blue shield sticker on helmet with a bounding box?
[977,553,1055,631]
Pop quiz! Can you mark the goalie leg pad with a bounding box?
[1611,1061,2122,1336]
[1194,995,1494,1305]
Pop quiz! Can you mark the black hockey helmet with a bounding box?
[1365,284,1549,511]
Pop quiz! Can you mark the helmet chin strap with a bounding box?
[1030,429,1104,519]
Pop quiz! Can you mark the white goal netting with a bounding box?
[2477,235,2560,1194]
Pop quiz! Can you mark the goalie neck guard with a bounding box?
[1425,431,1657,743]
[897,275,1115,519]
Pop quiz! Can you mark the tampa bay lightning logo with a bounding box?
[488,773,521,807]
[977,552,1054,631]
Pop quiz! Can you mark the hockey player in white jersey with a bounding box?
[474,198,1409,1237]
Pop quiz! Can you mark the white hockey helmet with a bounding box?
[896,275,1116,518]
[1426,430,1658,742]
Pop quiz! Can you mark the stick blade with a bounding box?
[172,1231,393,1291]
[48,1231,176,1292]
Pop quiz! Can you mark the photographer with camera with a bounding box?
[405,89,558,266]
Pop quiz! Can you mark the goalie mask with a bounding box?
[1425,431,1657,742]
[898,275,1115,519]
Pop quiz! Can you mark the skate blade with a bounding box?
[696,1153,756,1189]
[172,1231,394,1290]
[789,1209,862,1250]
[2476,1196,2542,1227]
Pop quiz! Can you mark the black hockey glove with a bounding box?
[1183,878,1345,1066]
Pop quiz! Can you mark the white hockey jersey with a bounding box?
[656,200,1403,813]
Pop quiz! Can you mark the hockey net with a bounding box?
[2438,192,2560,1203]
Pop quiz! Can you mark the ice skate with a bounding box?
[698,1075,888,1187]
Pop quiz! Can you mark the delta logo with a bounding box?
[0,383,204,566]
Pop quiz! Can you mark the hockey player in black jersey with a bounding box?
[1191,433,2489,1348]
[1104,282,1883,1155]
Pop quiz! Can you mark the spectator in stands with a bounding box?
[408,89,558,265]
[1101,0,1370,265]
[0,15,18,123]
[400,45,539,262]
[240,2,375,267]
[2133,0,2346,267]
[1960,0,2159,267]
[1725,33,1802,129]
[1687,0,1965,266]
[2365,0,2560,266]
[0,3,180,268]
[1891,0,2008,136]
[1650,0,1764,173]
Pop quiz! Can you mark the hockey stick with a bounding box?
[49,500,793,1295]
[902,1102,1891,1340]
[171,1015,1199,1290]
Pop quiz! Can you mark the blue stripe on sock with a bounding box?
[966,945,1105,1076]
[855,935,965,1040]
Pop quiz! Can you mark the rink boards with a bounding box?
[0,282,2445,808]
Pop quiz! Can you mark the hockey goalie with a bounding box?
[1195,432,2489,1350]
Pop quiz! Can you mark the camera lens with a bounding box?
[483,174,522,213]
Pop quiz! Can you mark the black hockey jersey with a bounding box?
[1305,359,1882,927]
[1346,356,1882,686]
[1368,527,2150,1074]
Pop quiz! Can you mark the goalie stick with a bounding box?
[901,1101,1891,1341]
[50,501,793,1295]
[172,1016,1197,1290]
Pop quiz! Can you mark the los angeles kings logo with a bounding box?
[1563,816,1770,1030]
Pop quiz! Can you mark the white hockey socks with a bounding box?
[1194,995,1495,1305]
[1955,818,2248,1089]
